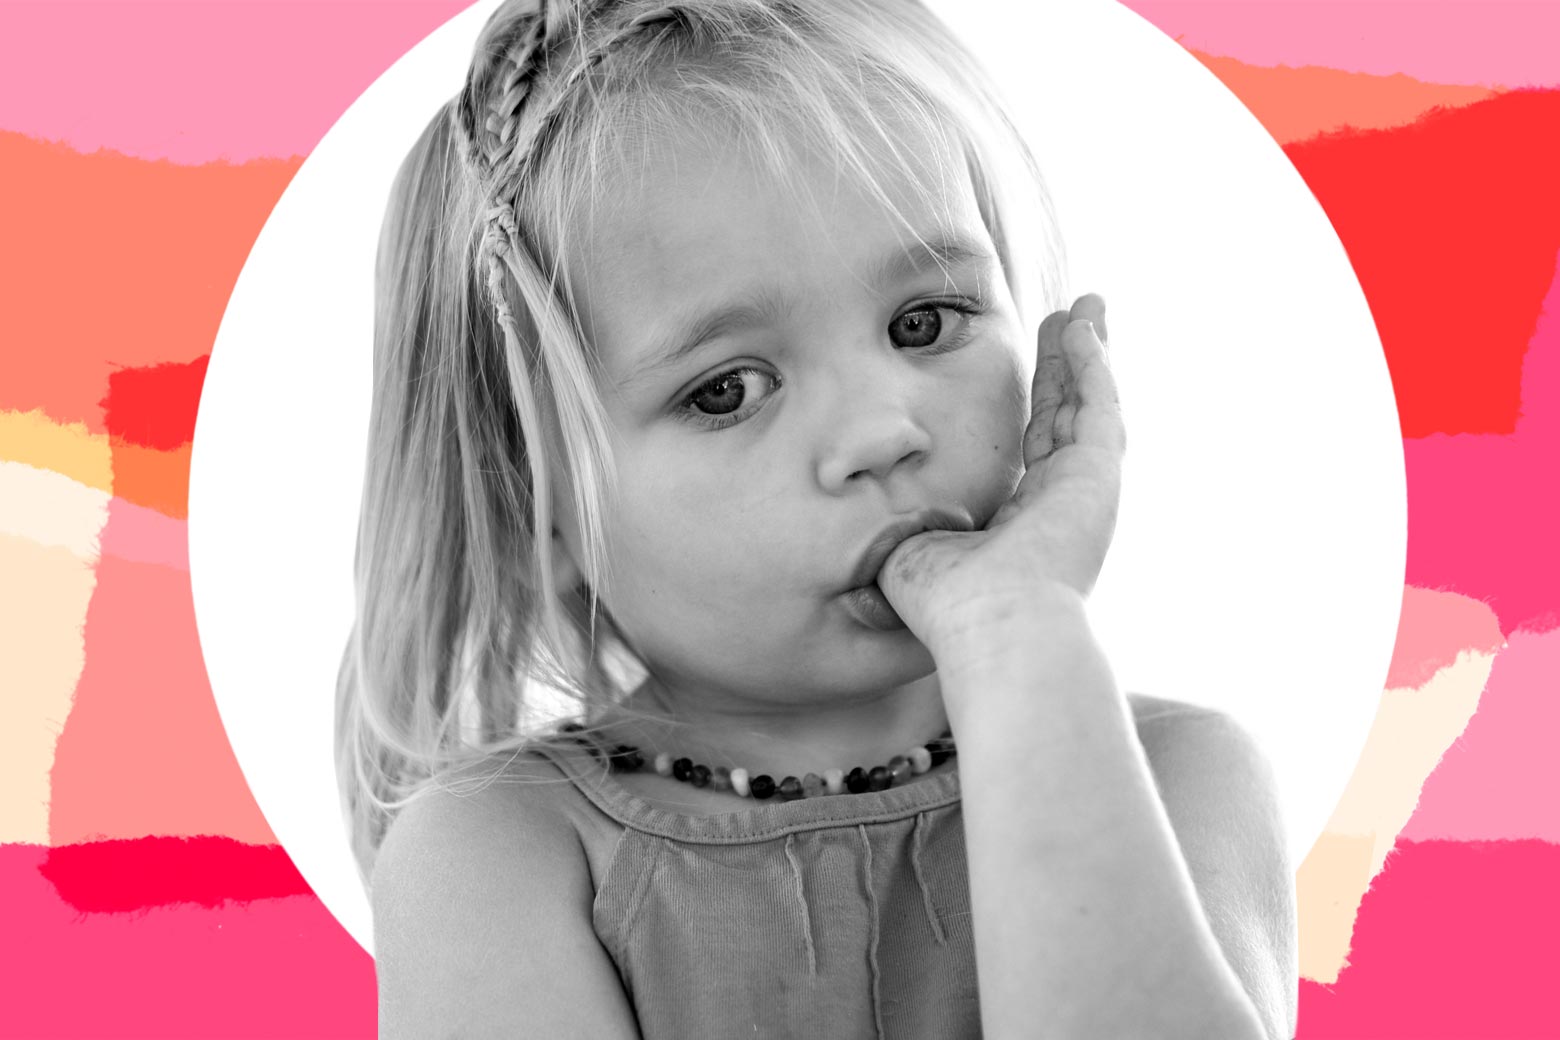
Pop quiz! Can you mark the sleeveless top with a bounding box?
[532,743,982,1039]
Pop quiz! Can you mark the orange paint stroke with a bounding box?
[1191,49,1499,145]
[110,439,192,519]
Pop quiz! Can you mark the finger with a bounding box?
[1069,293,1107,344]
[1054,400,1077,448]
[1026,309,1072,466]
[877,527,983,641]
[1061,319,1125,454]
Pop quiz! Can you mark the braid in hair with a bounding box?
[457,10,551,177]
[503,6,690,177]
[456,0,697,314]
[452,0,694,648]
[456,0,690,184]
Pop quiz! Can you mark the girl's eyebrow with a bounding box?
[869,230,997,289]
[619,290,794,390]
[618,230,996,390]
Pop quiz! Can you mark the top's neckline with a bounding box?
[532,740,962,845]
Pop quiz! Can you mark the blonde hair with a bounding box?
[337,0,1064,878]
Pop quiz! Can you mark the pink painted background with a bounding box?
[3,1,1557,1035]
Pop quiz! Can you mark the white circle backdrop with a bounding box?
[190,0,1405,953]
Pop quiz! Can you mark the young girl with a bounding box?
[337,0,1297,1036]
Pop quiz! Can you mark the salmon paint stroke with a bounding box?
[0,133,295,433]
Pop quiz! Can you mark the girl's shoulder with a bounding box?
[376,749,595,859]
[1127,692,1271,774]
[1124,692,1285,854]
[1126,693,1297,1036]
[370,748,638,1038]
[1127,690,1229,726]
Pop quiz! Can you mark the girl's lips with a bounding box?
[839,508,974,631]
[847,508,972,591]
[840,582,907,631]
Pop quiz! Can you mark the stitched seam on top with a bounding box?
[911,812,947,945]
[616,835,666,964]
[860,824,886,1040]
[784,833,818,974]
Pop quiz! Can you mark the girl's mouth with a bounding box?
[840,582,907,631]
[847,508,972,591]
[839,507,974,631]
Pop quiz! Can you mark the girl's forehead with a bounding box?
[565,113,988,293]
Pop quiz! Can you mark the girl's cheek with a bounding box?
[979,340,1031,443]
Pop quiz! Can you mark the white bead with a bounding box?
[654,752,674,776]
[909,746,933,774]
[731,768,751,797]
[823,768,845,795]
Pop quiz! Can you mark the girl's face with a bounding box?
[563,126,1029,710]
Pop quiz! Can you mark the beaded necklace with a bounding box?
[557,723,957,802]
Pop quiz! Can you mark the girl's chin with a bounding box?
[639,657,937,713]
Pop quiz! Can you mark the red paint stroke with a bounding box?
[2,843,373,1038]
[1284,89,1560,438]
[102,355,209,452]
[39,836,310,913]
[1297,839,1560,1038]
[1403,259,1560,633]
[49,554,274,846]
[0,131,297,432]
[1402,627,1560,844]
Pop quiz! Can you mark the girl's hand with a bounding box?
[879,294,1125,649]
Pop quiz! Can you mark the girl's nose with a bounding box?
[815,370,933,493]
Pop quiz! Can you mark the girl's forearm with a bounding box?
[931,588,1268,1040]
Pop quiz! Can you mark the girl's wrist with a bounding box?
[922,579,1092,666]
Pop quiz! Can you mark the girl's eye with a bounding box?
[887,304,974,352]
[682,366,779,427]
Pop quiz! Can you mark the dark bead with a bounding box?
[557,721,596,754]
[750,774,776,799]
[778,776,803,801]
[690,764,711,788]
[867,765,891,792]
[928,742,954,767]
[801,773,826,798]
[672,757,694,782]
[888,756,912,784]
[845,767,870,794]
[609,745,644,772]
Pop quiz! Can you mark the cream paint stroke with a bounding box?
[0,458,111,843]
[1297,645,1498,983]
